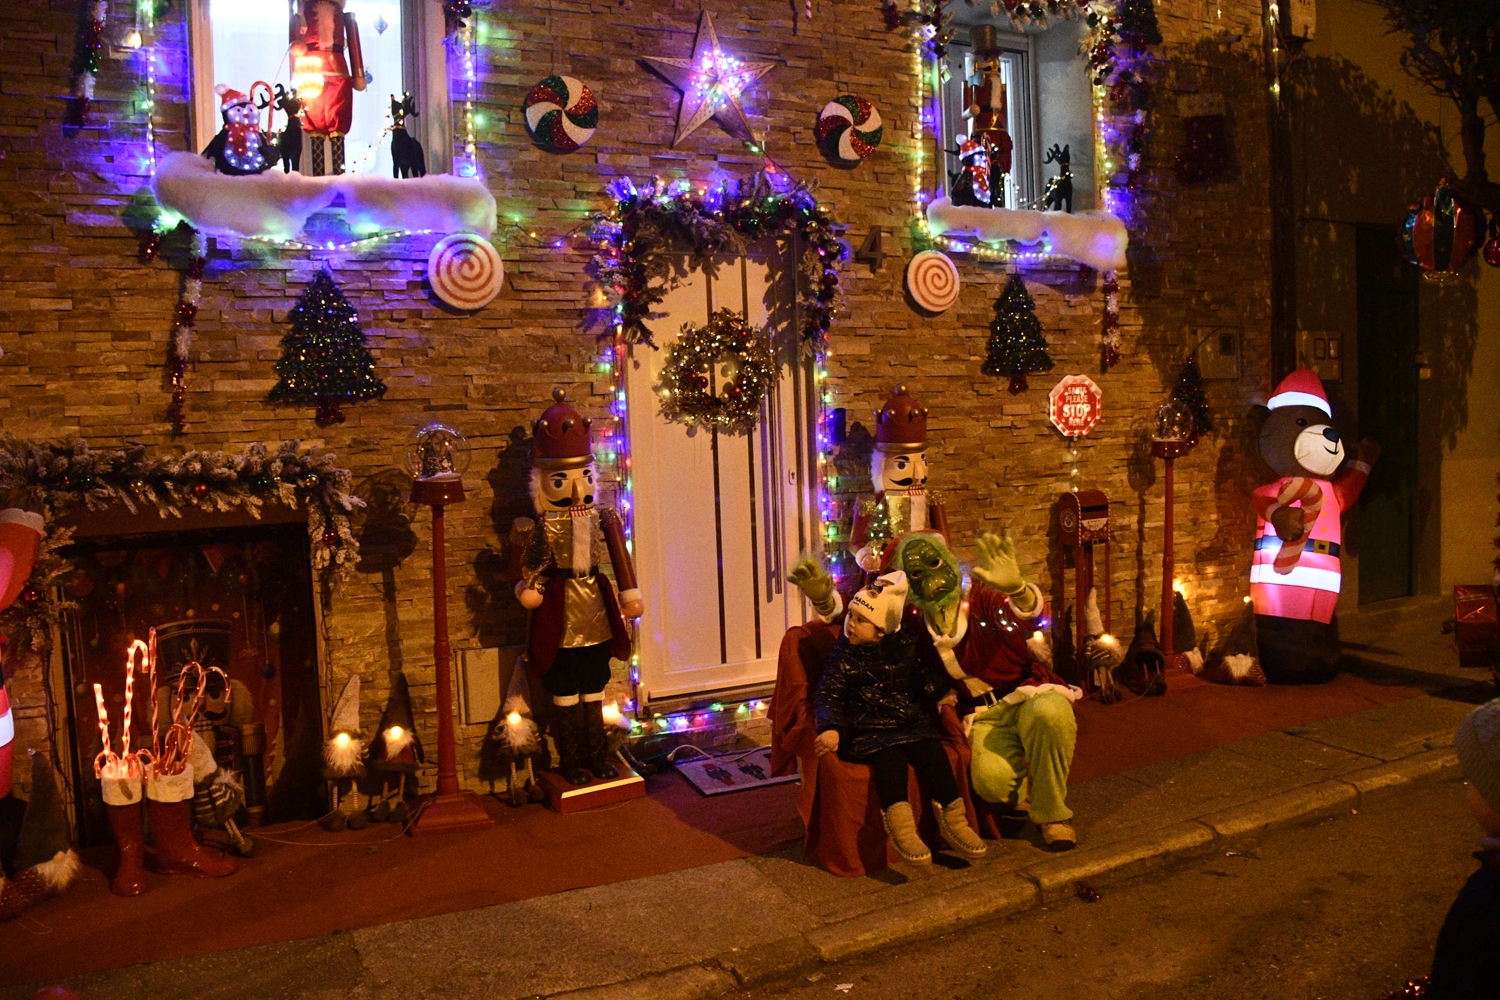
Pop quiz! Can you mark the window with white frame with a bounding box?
[188,0,450,176]
[938,16,1094,213]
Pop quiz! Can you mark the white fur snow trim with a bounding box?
[146,767,195,803]
[1184,648,1205,674]
[1222,654,1259,680]
[618,588,642,606]
[100,774,144,806]
[29,849,82,893]
[925,197,1129,271]
[1008,583,1046,621]
[322,735,368,777]
[815,591,845,624]
[152,151,498,240]
[1025,629,1053,669]
[0,509,45,534]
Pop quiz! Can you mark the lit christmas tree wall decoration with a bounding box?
[1171,352,1213,439]
[981,273,1054,393]
[268,269,387,426]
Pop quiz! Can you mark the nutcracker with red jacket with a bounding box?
[849,386,950,577]
[514,389,644,786]
[290,0,367,176]
[1249,369,1378,684]
[961,25,1014,188]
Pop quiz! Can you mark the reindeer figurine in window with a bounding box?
[388,93,426,179]
[1042,143,1073,213]
[272,84,304,174]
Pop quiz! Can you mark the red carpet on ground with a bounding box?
[0,670,1421,986]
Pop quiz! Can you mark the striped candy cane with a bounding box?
[1272,477,1323,574]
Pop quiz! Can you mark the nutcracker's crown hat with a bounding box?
[874,385,928,452]
[1267,369,1331,418]
[532,388,594,469]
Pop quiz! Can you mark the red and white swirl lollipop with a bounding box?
[905,250,961,314]
[428,233,504,311]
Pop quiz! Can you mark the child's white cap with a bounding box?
[848,570,909,635]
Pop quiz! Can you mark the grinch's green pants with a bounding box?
[968,691,1077,824]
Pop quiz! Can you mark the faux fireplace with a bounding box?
[58,508,325,847]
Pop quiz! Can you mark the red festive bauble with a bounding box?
[66,572,95,598]
[1399,179,1484,283]
[20,587,40,605]
[1484,238,1500,268]
[322,530,339,546]
[191,482,211,500]
[114,582,131,600]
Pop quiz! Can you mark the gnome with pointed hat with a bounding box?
[514,389,643,786]
[0,753,81,921]
[1250,369,1378,683]
[849,386,951,579]
[320,675,369,830]
[369,672,424,823]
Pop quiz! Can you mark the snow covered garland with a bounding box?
[587,173,847,351]
[0,439,365,667]
[66,0,107,127]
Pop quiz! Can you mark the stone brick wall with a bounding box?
[0,0,1273,799]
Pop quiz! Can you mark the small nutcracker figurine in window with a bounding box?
[849,386,950,577]
[513,389,644,786]
[962,24,1013,183]
[290,0,367,176]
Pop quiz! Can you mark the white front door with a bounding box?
[626,250,818,703]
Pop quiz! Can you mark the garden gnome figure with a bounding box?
[514,389,643,786]
[369,672,423,823]
[320,675,368,830]
[849,386,950,577]
[290,0,367,175]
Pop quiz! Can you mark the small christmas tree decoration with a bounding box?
[1116,0,1163,46]
[268,269,386,426]
[1171,353,1213,439]
[982,274,1054,393]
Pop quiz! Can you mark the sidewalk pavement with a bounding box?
[5,597,1491,1000]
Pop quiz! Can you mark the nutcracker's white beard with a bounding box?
[529,470,597,576]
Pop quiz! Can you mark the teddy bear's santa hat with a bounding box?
[1267,369,1331,418]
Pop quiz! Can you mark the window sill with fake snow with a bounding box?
[151,152,497,242]
[925,197,1128,272]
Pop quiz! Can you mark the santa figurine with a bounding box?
[961,25,1013,184]
[1250,369,1377,684]
[948,136,993,209]
[514,388,643,786]
[290,0,367,176]
[200,85,276,176]
[849,386,950,578]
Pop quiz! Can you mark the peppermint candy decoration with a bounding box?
[428,233,504,310]
[524,75,599,153]
[905,251,961,314]
[815,94,883,163]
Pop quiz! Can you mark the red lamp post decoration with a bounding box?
[1150,401,1197,667]
[407,425,493,836]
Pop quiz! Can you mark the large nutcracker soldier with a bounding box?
[290,0,367,176]
[961,25,1013,190]
[514,389,644,786]
[849,386,950,576]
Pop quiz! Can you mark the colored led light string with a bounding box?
[142,0,156,175]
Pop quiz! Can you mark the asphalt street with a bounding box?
[739,776,1480,1000]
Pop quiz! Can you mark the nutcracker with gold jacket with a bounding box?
[289,0,367,176]
[514,389,643,785]
[849,386,950,577]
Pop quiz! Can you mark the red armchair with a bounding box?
[769,620,984,878]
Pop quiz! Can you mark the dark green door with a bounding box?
[1355,224,1419,603]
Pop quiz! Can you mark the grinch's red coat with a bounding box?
[907,581,1066,697]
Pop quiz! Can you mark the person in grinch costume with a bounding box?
[791,529,1081,850]
[849,386,950,576]
[515,389,643,786]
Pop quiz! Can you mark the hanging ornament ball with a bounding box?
[1484,238,1500,268]
[523,75,599,153]
[815,95,884,163]
[66,572,95,598]
[299,472,321,489]
[251,473,276,492]
[20,587,40,605]
[130,478,149,493]
[322,529,339,546]
[1399,178,1484,283]
[428,232,504,310]
[191,482,211,500]
[905,250,961,314]
[114,581,131,600]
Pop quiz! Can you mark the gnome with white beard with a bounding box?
[320,675,368,831]
[514,388,643,786]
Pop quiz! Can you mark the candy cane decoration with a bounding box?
[94,637,153,779]
[1272,476,1323,574]
[156,661,229,775]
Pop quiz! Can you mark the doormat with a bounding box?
[673,746,800,797]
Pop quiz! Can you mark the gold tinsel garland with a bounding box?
[655,310,777,436]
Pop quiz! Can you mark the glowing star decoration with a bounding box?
[640,11,775,147]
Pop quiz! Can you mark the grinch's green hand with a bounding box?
[788,556,837,616]
[973,530,1028,595]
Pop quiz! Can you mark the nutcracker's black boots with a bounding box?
[581,700,619,780]
[552,703,592,785]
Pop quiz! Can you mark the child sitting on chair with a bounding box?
[813,570,987,864]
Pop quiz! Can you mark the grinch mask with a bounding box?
[874,450,929,493]
[897,534,961,618]
[535,465,596,510]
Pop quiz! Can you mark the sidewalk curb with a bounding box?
[547,747,1460,1000]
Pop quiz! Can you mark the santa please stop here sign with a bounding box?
[1049,374,1102,438]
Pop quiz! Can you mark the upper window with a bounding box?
[189,0,448,176]
[937,16,1094,213]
